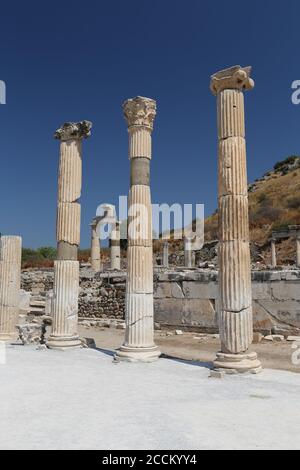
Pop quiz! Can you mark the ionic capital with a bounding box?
[123,96,156,131]
[210,65,254,96]
[54,121,92,141]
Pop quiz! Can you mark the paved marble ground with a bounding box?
[0,345,299,450]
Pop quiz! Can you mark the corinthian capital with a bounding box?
[54,120,92,141]
[210,65,254,95]
[123,96,157,130]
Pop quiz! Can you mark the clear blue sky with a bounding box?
[0,0,299,248]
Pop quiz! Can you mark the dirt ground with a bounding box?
[78,326,300,374]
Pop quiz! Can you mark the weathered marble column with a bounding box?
[90,221,101,271]
[210,66,261,373]
[111,222,121,270]
[115,96,160,362]
[271,238,277,269]
[184,237,193,268]
[0,236,22,342]
[47,121,92,349]
[296,235,300,268]
[162,241,169,268]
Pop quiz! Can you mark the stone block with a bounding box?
[182,281,218,299]
[252,282,272,300]
[154,298,217,329]
[19,290,31,311]
[17,323,45,345]
[258,300,300,329]
[271,282,300,301]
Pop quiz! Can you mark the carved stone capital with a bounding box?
[123,96,156,130]
[54,121,92,141]
[210,65,254,95]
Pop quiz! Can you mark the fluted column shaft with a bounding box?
[210,66,261,373]
[91,225,101,271]
[116,96,160,362]
[47,121,92,349]
[0,236,22,342]
[218,89,252,353]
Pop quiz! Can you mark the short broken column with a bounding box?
[210,66,261,373]
[90,221,101,271]
[271,238,277,268]
[115,96,160,362]
[111,222,121,270]
[47,121,92,349]
[184,237,193,268]
[0,236,22,342]
[162,241,169,268]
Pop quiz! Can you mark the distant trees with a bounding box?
[36,247,57,259]
[22,246,57,268]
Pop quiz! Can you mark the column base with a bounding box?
[46,334,82,350]
[114,345,161,363]
[213,351,262,375]
[0,332,18,343]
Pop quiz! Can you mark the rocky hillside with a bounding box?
[204,155,300,265]
[155,156,300,266]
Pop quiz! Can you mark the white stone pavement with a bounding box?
[0,345,300,450]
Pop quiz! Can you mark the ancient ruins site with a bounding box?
[1,1,300,452]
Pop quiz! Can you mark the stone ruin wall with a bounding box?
[21,268,300,335]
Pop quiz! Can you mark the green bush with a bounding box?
[272,222,292,232]
[36,246,57,259]
[22,246,57,267]
[274,155,299,171]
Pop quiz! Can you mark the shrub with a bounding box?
[257,193,268,204]
[272,221,293,232]
[36,246,57,259]
[274,155,300,171]
[22,246,57,268]
[250,205,282,226]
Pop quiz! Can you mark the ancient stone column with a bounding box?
[47,121,92,349]
[271,238,277,269]
[296,235,300,268]
[162,241,169,268]
[90,221,101,271]
[115,96,160,362]
[111,222,121,270]
[210,66,261,373]
[184,237,193,268]
[0,236,22,342]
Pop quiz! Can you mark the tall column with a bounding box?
[271,238,277,268]
[296,235,300,268]
[47,121,92,349]
[90,221,101,271]
[0,236,22,342]
[162,241,169,268]
[115,96,160,362]
[210,66,261,373]
[184,237,192,268]
[111,222,121,270]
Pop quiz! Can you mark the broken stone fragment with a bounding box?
[17,323,46,345]
[175,330,183,335]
